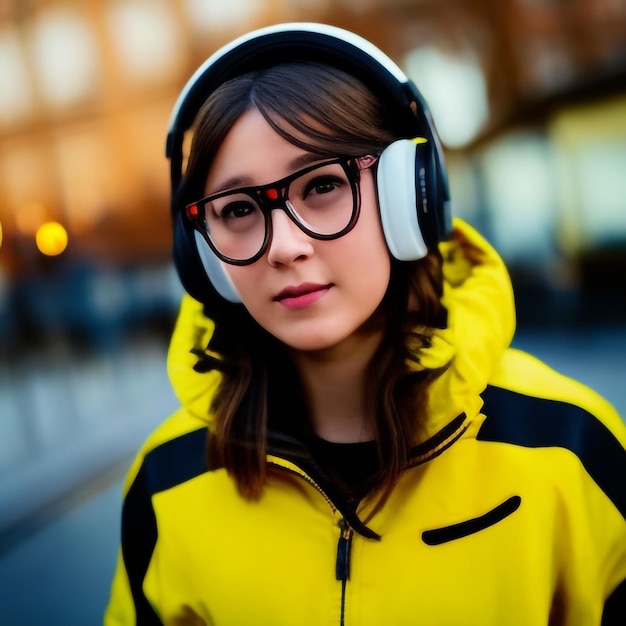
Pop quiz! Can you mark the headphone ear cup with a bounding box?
[376,138,437,261]
[172,206,242,305]
[192,232,241,303]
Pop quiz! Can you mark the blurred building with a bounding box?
[0,0,625,348]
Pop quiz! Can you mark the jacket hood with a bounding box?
[167,218,516,438]
[420,218,516,439]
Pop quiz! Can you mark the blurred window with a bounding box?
[183,0,262,32]
[0,26,34,125]
[574,142,626,246]
[404,46,489,149]
[479,132,557,262]
[29,6,100,109]
[107,0,184,83]
[550,97,626,252]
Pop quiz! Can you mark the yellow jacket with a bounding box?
[105,220,626,625]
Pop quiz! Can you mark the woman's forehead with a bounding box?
[204,109,325,194]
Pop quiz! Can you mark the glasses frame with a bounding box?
[185,155,376,266]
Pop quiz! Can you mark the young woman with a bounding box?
[105,23,626,626]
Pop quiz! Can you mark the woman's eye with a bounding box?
[304,176,343,197]
[218,200,257,219]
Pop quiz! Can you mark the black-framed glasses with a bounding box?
[185,155,377,266]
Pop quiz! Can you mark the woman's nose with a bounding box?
[266,209,314,266]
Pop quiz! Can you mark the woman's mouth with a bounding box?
[274,283,332,310]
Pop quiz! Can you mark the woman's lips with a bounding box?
[274,283,332,310]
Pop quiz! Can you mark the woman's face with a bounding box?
[203,107,391,353]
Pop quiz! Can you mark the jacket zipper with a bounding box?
[336,519,353,626]
[267,459,338,514]
[268,459,357,624]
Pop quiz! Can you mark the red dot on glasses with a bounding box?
[187,203,199,219]
[265,188,279,200]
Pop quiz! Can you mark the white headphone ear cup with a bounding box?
[193,231,242,303]
[376,139,428,261]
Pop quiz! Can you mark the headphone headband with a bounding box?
[167,24,411,147]
[166,23,439,186]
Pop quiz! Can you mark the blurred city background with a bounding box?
[0,0,625,624]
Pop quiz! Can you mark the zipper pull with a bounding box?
[336,519,353,581]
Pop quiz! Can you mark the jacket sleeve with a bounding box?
[104,456,163,626]
[104,408,210,625]
[104,550,137,625]
[485,347,626,623]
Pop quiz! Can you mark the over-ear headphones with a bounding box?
[166,22,452,307]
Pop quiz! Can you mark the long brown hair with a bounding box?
[180,62,447,512]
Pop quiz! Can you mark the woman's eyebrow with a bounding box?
[287,152,329,170]
[206,175,251,196]
[206,153,330,196]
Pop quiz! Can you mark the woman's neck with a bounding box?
[290,330,383,443]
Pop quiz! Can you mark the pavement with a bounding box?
[0,327,624,626]
[0,337,177,626]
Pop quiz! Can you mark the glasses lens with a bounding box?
[203,193,266,262]
[288,162,356,236]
